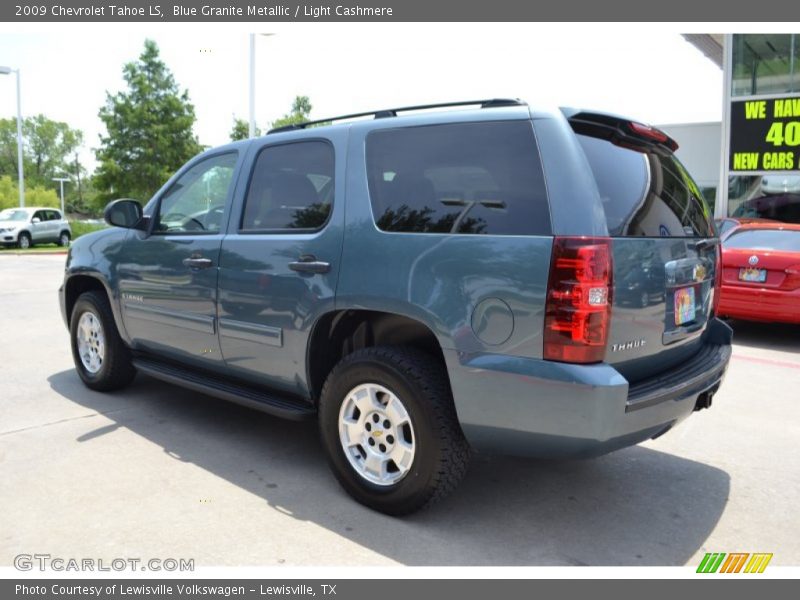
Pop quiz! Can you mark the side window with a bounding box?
[241,141,334,231]
[155,152,238,234]
[365,121,550,235]
[32,210,46,222]
[46,210,60,221]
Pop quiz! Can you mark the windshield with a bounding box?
[0,209,30,222]
[723,229,800,251]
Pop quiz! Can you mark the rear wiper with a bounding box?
[440,199,507,209]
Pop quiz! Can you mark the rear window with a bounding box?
[366,121,550,235]
[576,134,714,238]
[723,229,800,251]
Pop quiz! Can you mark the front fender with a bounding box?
[61,227,130,342]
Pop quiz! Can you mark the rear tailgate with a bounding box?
[570,112,719,384]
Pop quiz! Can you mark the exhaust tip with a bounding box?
[695,391,714,411]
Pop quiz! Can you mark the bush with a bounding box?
[0,175,60,210]
[70,221,107,240]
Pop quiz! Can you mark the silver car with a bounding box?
[0,207,72,249]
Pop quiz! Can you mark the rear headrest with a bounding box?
[381,173,437,212]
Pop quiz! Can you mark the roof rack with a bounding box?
[267,98,526,134]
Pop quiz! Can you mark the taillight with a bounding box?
[712,244,723,315]
[784,264,800,290]
[627,122,679,151]
[544,237,613,364]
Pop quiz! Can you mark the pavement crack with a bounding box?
[0,409,132,437]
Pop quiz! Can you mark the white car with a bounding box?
[0,207,72,249]
[760,175,800,195]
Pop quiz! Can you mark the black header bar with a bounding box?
[2,0,787,22]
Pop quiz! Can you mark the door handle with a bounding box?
[182,257,213,269]
[289,254,331,274]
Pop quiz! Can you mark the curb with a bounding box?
[0,250,68,256]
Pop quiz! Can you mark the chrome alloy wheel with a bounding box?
[338,383,416,486]
[77,311,105,374]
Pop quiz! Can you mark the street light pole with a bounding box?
[248,33,275,139]
[248,34,255,138]
[0,65,25,207]
[53,177,69,215]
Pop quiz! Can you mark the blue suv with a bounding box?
[60,99,732,514]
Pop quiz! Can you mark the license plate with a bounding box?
[674,286,696,326]
[738,267,767,283]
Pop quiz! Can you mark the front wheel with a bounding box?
[319,346,470,515]
[17,232,31,249]
[70,290,136,391]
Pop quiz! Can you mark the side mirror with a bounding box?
[104,199,144,229]
[31,217,40,224]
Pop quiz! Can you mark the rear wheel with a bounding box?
[58,231,71,247]
[319,346,470,515]
[17,232,31,249]
[70,290,136,391]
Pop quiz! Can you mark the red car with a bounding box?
[714,216,778,240]
[718,223,800,324]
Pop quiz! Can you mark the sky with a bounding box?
[0,23,726,173]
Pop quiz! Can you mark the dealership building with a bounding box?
[665,34,800,223]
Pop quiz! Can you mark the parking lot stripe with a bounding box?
[732,354,800,370]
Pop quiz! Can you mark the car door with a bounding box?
[45,210,61,242]
[29,210,48,242]
[117,151,241,369]
[217,134,345,398]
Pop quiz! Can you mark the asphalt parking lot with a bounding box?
[1,254,798,567]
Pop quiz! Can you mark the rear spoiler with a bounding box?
[561,108,679,154]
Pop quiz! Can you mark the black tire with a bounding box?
[70,290,136,391]
[17,232,31,249]
[319,346,470,515]
[58,231,71,247]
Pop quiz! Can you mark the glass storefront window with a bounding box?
[732,34,800,97]
[727,174,800,221]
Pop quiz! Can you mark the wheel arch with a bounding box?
[306,309,447,403]
[63,273,128,342]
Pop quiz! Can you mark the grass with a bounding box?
[0,220,108,255]
[69,221,108,239]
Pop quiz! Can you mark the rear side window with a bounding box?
[241,141,334,231]
[576,134,714,238]
[723,229,800,251]
[366,121,550,235]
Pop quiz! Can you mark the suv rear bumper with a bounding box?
[445,318,732,458]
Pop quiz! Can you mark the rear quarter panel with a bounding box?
[336,114,553,360]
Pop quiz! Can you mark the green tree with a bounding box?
[229,117,260,141]
[95,39,202,203]
[0,115,83,190]
[270,95,314,129]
